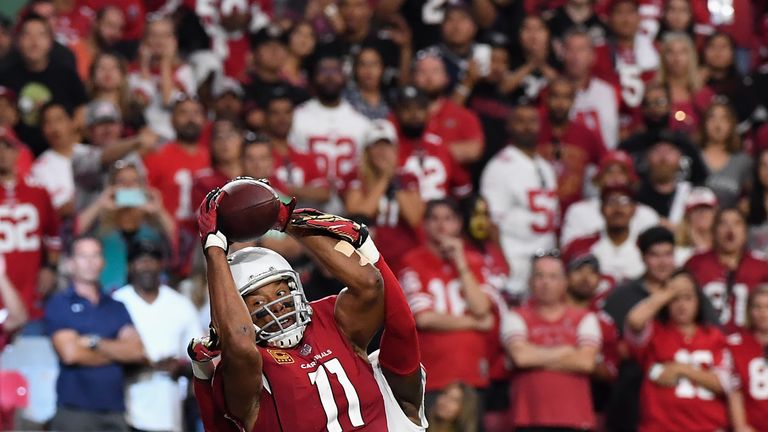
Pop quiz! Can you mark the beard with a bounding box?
[401,123,425,139]
[643,113,669,131]
[513,132,538,149]
[132,270,161,292]
[176,122,202,143]
[315,84,343,104]
[548,109,570,125]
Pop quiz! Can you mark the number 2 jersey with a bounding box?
[726,330,768,432]
[196,295,426,432]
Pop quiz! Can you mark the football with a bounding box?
[216,178,280,242]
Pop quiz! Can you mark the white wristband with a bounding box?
[356,235,380,264]
[191,358,216,380]
[204,231,228,251]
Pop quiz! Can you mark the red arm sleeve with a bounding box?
[376,257,421,376]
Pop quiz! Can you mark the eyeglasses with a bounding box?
[531,248,561,264]
[645,98,669,108]
[603,195,633,207]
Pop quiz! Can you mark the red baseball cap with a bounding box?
[596,150,638,183]
[0,86,16,104]
[685,187,718,213]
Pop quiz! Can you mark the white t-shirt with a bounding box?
[572,77,620,149]
[368,350,428,432]
[590,233,646,283]
[30,143,87,209]
[112,285,203,432]
[561,197,660,246]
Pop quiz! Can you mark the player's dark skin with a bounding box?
[205,224,423,431]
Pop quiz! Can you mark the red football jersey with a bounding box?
[595,310,620,379]
[537,117,607,211]
[82,0,145,40]
[685,250,768,330]
[399,245,491,390]
[0,180,60,319]
[630,322,729,432]
[425,98,484,181]
[273,147,328,191]
[144,142,211,226]
[727,330,768,432]
[199,296,388,431]
[397,133,472,201]
[191,168,231,214]
[340,170,422,274]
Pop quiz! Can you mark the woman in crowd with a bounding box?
[343,46,390,120]
[75,161,175,293]
[700,32,756,124]
[625,270,730,432]
[746,149,768,254]
[656,0,696,44]
[504,15,558,101]
[88,52,143,130]
[657,32,714,134]
[700,101,751,208]
[674,187,717,265]
[281,21,316,88]
[426,382,479,432]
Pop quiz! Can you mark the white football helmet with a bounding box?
[228,247,312,348]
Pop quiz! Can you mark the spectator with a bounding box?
[43,0,94,46]
[564,185,645,282]
[77,161,174,292]
[562,29,620,149]
[113,240,202,432]
[747,148,768,254]
[128,16,196,141]
[426,381,480,432]
[0,130,60,320]
[242,133,284,189]
[503,252,600,431]
[700,101,751,208]
[1,14,88,157]
[191,116,244,208]
[481,103,558,296]
[88,52,143,129]
[657,32,714,134]
[636,137,692,226]
[624,270,730,432]
[399,198,493,411]
[460,194,509,295]
[655,0,697,44]
[0,255,29,350]
[81,0,145,48]
[69,5,126,81]
[31,103,87,218]
[288,52,371,211]
[392,86,472,201]
[700,32,757,125]
[726,285,768,432]
[263,94,330,206]
[143,97,209,274]
[594,0,659,137]
[73,100,155,213]
[537,77,607,211]
[44,235,145,431]
[430,3,490,87]
[343,119,424,273]
[374,0,445,51]
[281,21,316,88]
[685,208,768,330]
[546,0,607,45]
[413,51,485,167]
[561,150,659,246]
[504,15,558,103]
[0,91,35,179]
[209,76,244,120]
[343,47,390,120]
[674,187,718,265]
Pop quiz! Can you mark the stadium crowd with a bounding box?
[0,0,766,430]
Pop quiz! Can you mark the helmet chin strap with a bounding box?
[266,325,306,348]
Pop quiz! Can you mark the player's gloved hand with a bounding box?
[290,208,369,248]
[187,326,221,380]
[230,176,296,232]
[198,187,228,251]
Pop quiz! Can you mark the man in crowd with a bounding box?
[44,236,145,431]
[400,198,492,411]
[503,252,600,431]
[481,103,558,296]
[564,185,644,282]
[685,208,768,330]
[537,77,607,212]
[562,29,619,149]
[636,136,692,226]
[113,240,201,432]
[429,3,491,86]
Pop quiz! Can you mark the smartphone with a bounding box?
[472,44,492,77]
[115,188,147,208]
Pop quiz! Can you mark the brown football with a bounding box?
[216,178,280,242]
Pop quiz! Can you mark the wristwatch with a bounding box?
[87,335,102,350]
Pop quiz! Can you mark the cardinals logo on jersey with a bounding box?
[267,349,294,364]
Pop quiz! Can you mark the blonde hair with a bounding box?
[658,32,702,93]
[426,382,479,432]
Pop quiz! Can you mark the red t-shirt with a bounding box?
[144,142,211,228]
[629,321,729,432]
[82,0,146,40]
[397,133,472,201]
[537,117,607,211]
[340,170,422,274]
[400,245,491,390]
[426,98,484,179]
[197,296,388,431]
[0,180,61,319]
[727,330,768,432]
[191,167,232,214]
[50,5,93,45]
[685,250,768,330]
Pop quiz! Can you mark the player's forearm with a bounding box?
[414,311,478,331]
[395,190,425,229]
[449,139,483,163]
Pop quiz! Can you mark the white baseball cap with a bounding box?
[685,187,718,212]
[364,119,398,147]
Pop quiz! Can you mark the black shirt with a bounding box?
[546,7,607,44]
[467,80,516,186]
[0,58,87,156]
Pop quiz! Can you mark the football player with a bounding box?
[190,180,427,431]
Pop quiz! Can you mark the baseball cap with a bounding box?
[596,150,638,183]
[0,127,22,150]
[212,76,244,99]
[364,119,398,147]
[85,100,121,127]
[250,25,288,49]
[394,86,429,107]
[567,253,600,273]
[0,86,16,104]
[600,184,636,203]
[128,239,164,262]
[685,187,718,213]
